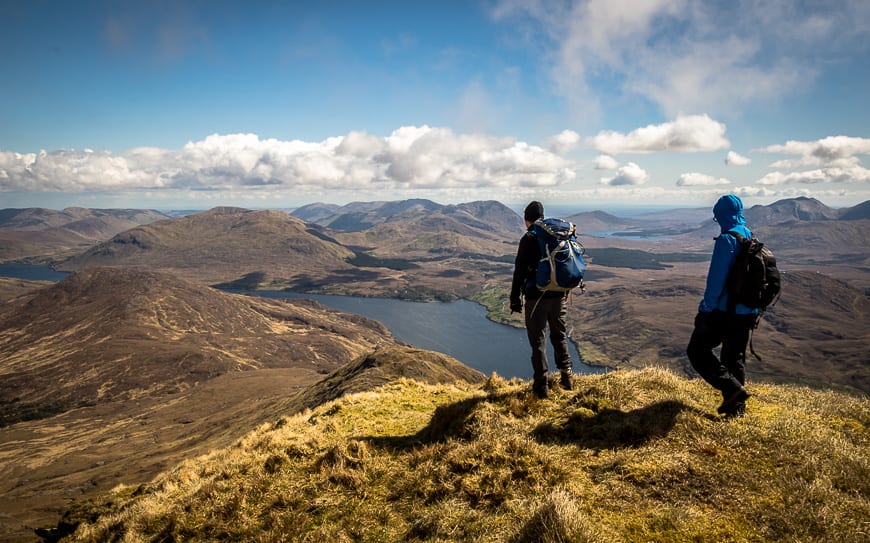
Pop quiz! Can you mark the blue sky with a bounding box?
[1,0,869,211]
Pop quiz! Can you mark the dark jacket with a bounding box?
[699,195,757,315]
[510,226,563,307]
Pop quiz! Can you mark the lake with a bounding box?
[0,264,607,379]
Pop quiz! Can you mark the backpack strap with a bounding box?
[725,230,746,242]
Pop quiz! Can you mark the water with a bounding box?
[248,290,607,379]
[0,263,70,281]
[1,264,607,379]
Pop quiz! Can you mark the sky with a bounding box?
[1,0,870,211]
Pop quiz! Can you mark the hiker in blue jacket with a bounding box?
[687,194,758,417]
[509,201,574,399]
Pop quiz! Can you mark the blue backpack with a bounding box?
[531,218,586,292]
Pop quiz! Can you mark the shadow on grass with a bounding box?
[363,390,522,451]
[534,399,710,449]
[364,388,713,452]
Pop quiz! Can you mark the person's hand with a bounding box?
[510,301,523,314]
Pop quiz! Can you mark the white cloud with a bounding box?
[756,165,870,185]
[546,129,581,154]
[593,154,618,170]
[600,162,649,186]
[0,127,578,194]
[588,114,729,155]
[763,136,870,166]
[757,136,870,186]
[725,151,751,166]
[490,1,870,118]
[676,172,730,187]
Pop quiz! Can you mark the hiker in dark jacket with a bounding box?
[509,201,574,399]
[687,194,759,417]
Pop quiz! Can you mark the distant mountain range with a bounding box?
[0,207,170,262]
[291,199,523,237]
[58,207,357,285]
[743,196,868,226]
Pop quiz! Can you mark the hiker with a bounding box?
[687,194,757,417]
[509,201,574,399]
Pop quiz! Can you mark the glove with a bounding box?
[510,301,523,314]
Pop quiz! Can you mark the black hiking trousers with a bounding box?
[525,294,572,390]
[687,310,756,400]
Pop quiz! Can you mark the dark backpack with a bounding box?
[726,231,781,311]
[531,218,586,292]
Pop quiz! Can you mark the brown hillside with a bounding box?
[0,267,394,427]
[58,207,357,285]
[0,269,489,541]
[569,270,869,394]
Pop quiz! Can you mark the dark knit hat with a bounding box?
[524,201,544,221]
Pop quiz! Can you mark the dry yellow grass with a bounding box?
[59,368,868,542]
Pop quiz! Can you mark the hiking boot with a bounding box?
[560,371,573,391]
[723,402,746,419]
[533,386,549,399]
[718,387,750,415]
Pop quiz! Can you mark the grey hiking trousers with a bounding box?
[524,294,572,387]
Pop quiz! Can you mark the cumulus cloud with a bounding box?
[757,165,870,185]
[490,1,869,118]
[600,162,649,186]
[546,129,581,154]
[757,136,870,185]
[0,127,578,194]
[763,136,870,167]
[676,172,730,187]
[593,154,618,170]
[725,151,751,166]
[587,114,729,155]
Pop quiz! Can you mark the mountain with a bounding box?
[291,199,522,235]
[0,267,394,427]
[839,199,870,220]
[743,196,840,226]
[289,202,341,223]
[565,210,629,233]
[58,207,357,285]
[0,207,170,262]
[328,200,521,257]
[47,368,868,542]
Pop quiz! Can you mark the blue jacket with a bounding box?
[699,195,758,315]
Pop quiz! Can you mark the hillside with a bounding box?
[0,267,487,541]
[52,368,868,542]
[0,207,170,262]
[0,267,394,426]
[58,207,357,285]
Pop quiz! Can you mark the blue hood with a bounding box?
[713,194,746,232]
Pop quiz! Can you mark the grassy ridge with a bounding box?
[62,369,868,542]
